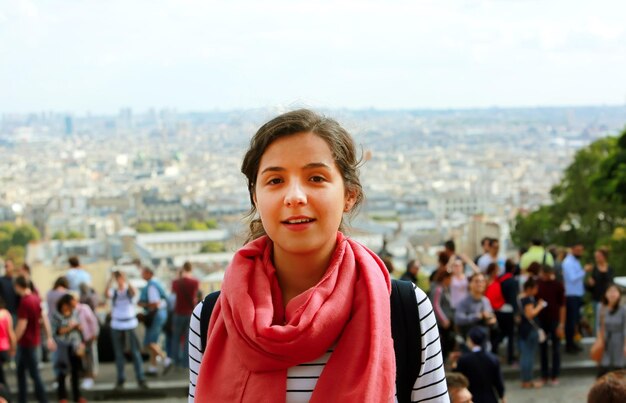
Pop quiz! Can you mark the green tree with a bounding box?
[0,222,15,236]
[205,219,218,229]
[4,245,25,267]
[0,232,11,255]
[154,222,179,232]
[593,129,626,207]
[200,241,225,253]
[66,230,85,240]
[52,231,67,240]
[136,222,155,233]
[511,128,626,275]
[184,220,208,231]
[11,224,41,247]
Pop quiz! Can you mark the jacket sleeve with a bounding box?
[492,357,505,398]
[432,286,449,324]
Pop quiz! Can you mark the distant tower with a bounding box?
[64,115,73,135]
[118,107,133,130]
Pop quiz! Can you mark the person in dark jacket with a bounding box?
[400,260,419,283]
[454,327,505,403]
[498,259,519,365]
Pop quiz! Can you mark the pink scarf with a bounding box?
[195,232,395,402]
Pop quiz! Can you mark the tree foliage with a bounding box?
[200,241,225,253]
[0,222,40,260]
[511,128,626,275]
[136,222,155,233]
[153,222,179,232]
[4,245,25,267]
[183,220,208,231]
[11,224,41,247]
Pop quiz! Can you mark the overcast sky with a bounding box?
[2,0,626,114]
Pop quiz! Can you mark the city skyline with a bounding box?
[2,0,626,114]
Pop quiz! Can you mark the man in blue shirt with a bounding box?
[66,256,92,292]
[562,244,591,353]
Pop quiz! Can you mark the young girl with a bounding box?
[597,284,626,377]
[51,293,86,403]
[188,109,447,402]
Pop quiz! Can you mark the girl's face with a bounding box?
[605,286,620,306]
[595,251,605,264]
[254,132,355,263]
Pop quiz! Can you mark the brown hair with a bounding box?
[68,256,80,268]
[240,109,363,242]
[596,247,609,260]
[446,372,469,390]
[486,262,499,278]
[588,370,626,403]
[182,261,193,272]
[468,272,484,283]
[438,251,450,267]
[434,268,452,283]
[527,261,541,277]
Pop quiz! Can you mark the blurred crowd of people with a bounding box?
[0,256,200,403]
[391,237,625,402]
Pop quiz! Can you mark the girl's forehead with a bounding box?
[261,133,333,162]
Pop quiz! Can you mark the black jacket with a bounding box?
[455,349,505,403]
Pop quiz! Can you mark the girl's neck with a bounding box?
[273,245,336,306]
[597,262,608,271]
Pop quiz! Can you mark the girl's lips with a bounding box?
[281,218,316,231]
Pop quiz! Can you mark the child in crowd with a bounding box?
[51,293,87,403]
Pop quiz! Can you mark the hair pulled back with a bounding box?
[241,109,363,242]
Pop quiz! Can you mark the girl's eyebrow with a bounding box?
[260,162,331,175]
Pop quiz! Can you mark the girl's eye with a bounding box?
[310,176,326,183]
[267,178,282,185]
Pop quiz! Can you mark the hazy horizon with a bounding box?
[3,0,626,114]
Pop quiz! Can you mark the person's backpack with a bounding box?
[199,279,422,403]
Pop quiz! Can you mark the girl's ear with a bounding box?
[344,189,358,213]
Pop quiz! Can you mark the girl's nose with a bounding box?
[284,181,307,207]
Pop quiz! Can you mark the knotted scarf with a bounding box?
[195,232,395,402]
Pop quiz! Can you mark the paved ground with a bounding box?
[506,374,596,403]
[91,375,597,402]
[1,338,597,401]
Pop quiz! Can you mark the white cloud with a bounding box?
[1,0,625,112]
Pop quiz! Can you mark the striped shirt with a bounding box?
[188,286,449,402]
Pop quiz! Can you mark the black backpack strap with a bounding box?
[199,291,221,353]
[391,279,422,403]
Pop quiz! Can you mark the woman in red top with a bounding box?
[0,297,16,393]
[485,263,505,356]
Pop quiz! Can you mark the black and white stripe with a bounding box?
[188,287,449,402]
